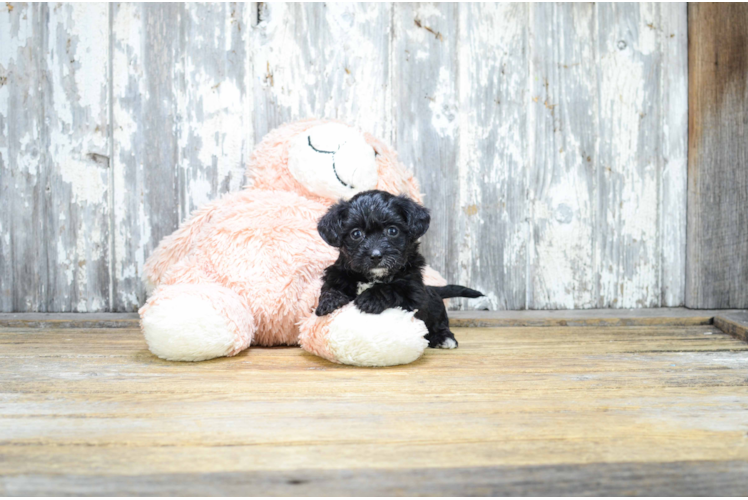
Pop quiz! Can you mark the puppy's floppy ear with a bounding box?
[395,195,430,240]
[317,200,350,247]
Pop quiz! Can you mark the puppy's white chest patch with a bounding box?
[357,280,379,296]
[369,267,388,278]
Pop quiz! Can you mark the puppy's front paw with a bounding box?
[354,289,389,315]
[316,291,352,316]
[315,303,339,316]
[437,337,458,349]
[427,331,459,349]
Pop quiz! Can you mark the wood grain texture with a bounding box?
[0,3,45,312]
[0,4,111,312]
[713,311,748,343]
[111,3,182,311]
[251,3,392,144]
[448,308,717,328]
[1,323,747,495]
[111,4,253,311]
[0,312,139,329]
[1,3,690,312]
[4,461,748,496]
[2,309,746,346]
[526,4,687,310]
[456,3,529,310]
[43,3,111,312]
[596,3,656,309]
[528,3,596,309]
[658,3,688,307]
[687,3,748,309]
[179,3,251,215]
[3,308,748,333]
[392,3,459,296]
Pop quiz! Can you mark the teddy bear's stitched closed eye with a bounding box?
[287,123,378,200]
[306,135,354,189]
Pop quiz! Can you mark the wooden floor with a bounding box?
[2,318,748,495]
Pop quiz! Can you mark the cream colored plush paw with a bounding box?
[141,294,238,362]
[326,307,429,367]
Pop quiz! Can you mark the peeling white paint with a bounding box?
[47,4,109,205]
[56,159,108,204]
[454,3,529,309]
[528,3,597,309]
[68,5,109,118]
[596,3,667,308]
[111,2,153,310]
[658,3,688,307]
[1,3,688,312]
[181,2,249,213]
[414,4,444,23]
[429,67,457,138]
[15,132,40,177]
[253,3,391,141]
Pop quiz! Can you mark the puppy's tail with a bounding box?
[430,285,484,299]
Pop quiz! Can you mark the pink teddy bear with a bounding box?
[139,119,447,366]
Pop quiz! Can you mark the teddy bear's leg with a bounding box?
[139,283,255,362]
[298,304,428,367]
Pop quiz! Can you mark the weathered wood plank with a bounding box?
[0,313,139,329]
[391,3,459,294]
[448,307,717,328]
[3,461,748,496]
[528,4,688,307]
[713,311,748,343]
[179,3,251,215]
[527,3,596,309]
[686,3,748,309]
[658,3,688,307]
[250,3,392,145]
[42,3,111,312]
[111,4,182,311]
[455,3,529,310]
[0,3,45,312]
[5,308,747,330]
[595,4,663,308]
[2,3,692,313]
[4,325,745,359]
[525,3,687,309]
[1,324,747,496]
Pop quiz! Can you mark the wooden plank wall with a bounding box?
[0,3,688,312]
[686,4,748,309]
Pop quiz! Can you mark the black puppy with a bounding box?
[315,190,483,349]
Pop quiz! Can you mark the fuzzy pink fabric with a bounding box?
[297,306,340,363]
[141,119,446,361]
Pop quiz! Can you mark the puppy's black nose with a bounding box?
[370,249,382,264]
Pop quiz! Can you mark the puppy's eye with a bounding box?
[350,229,364,241]
[386,226,399,237]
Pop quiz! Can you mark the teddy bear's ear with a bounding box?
[394,196,431,241]
[317,201,350,248]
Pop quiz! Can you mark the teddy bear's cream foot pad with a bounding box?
[325,307,429,367]
[141,284,254,361]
